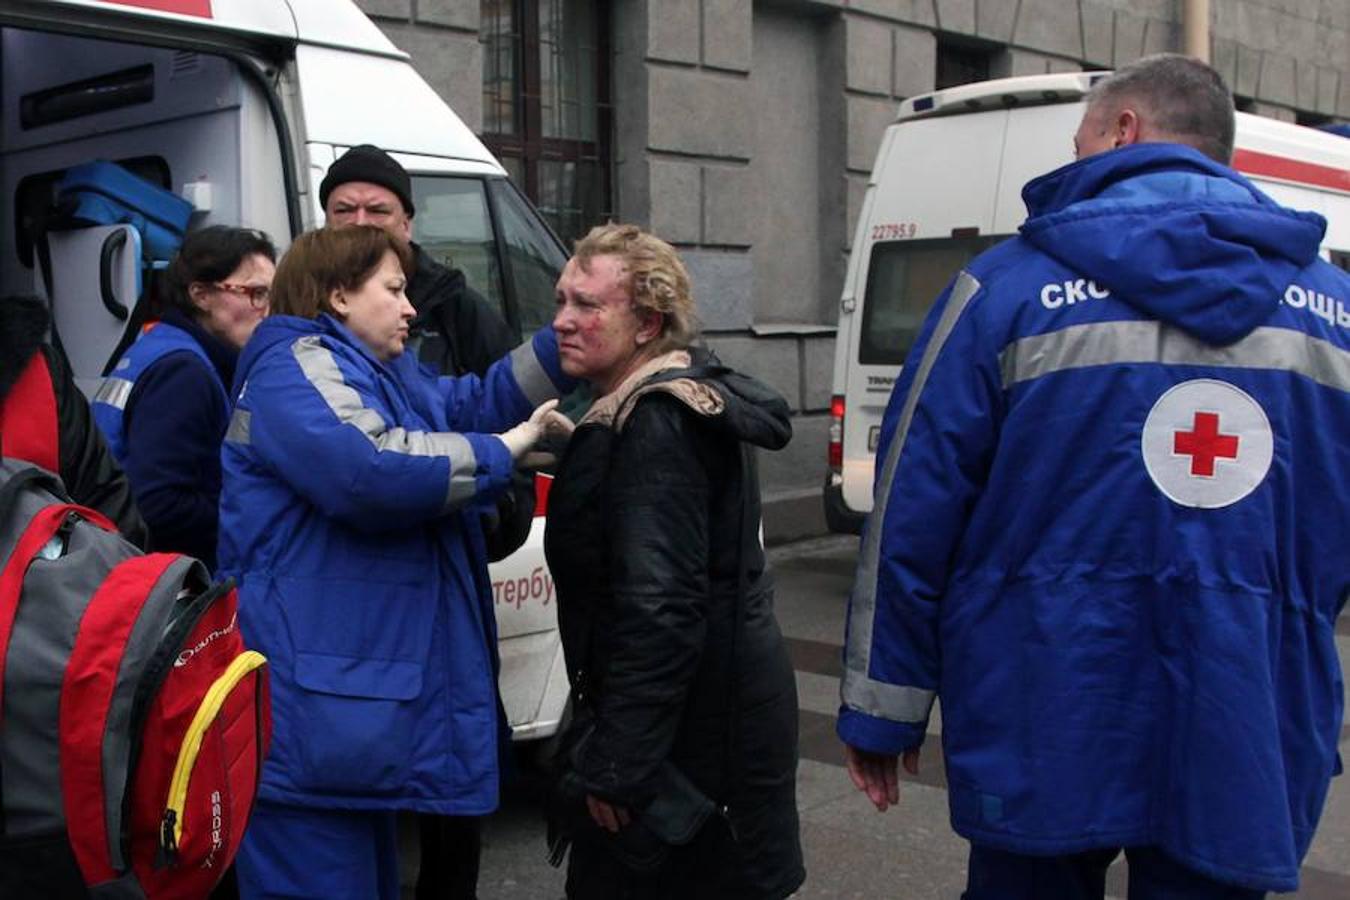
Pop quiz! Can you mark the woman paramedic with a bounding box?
[216,225,573,899]
[93,225,275,571]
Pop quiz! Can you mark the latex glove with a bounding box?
[538,403,575,448]
[497,399,571,460]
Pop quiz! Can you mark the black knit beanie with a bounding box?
[319,144,415,216]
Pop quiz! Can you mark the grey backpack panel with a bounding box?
[2,513,139,835]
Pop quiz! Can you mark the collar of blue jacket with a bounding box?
[1019,142,1327,346]
[236,312,419,395]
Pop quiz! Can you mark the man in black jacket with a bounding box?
[320,144,535,561]
[320,144,531,900]
[0,294,147,545]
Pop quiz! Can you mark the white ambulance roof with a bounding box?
[41,1,403,55]
[895,71,1349,196]
[288,0,406,57]
[30,0,503,173]
[296,44,504,174]
[285,0,502,172]
[896,73,1101,122]
[36,0,296,42]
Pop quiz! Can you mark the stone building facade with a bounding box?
[356,0,1350,540]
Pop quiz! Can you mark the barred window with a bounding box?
[482,0,613,247]
[936,38,994,90]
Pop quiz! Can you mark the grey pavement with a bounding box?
[426,535,1350,899]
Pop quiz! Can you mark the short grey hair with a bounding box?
[1087,53,1235,164]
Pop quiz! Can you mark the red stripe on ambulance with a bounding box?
[101,0,213,18]
[1233,148,1350,194]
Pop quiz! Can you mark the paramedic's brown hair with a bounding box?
[269,226,412,320]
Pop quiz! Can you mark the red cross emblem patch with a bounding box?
[1141,379,1273,508]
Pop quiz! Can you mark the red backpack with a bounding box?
[0,351,271,899]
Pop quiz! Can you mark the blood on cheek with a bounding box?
[577,313,602,336]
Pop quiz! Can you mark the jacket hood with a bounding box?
[643,348,793,451]
[583,347,792,451]
[236,314,414,399]
[687,349,792,451]
[235,314,330,394]
[1019,143,1326,345]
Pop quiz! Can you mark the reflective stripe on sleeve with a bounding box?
[840,270,982,724]
[93,377,134,411]
[510,338,555,408]
[1000,322,1350,392]
[290,336,479,510]
[225,409,250,445]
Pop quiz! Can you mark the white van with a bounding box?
[825,72,1350,533]
[0,0,570,742]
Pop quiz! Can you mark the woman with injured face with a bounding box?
[543,223,805,900]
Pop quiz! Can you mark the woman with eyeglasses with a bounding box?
[93,224,276,572]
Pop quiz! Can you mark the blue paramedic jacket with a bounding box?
[837,143,1349,892]
[92,320,228,466]
[218,313,572,815]
[92,313,234,570]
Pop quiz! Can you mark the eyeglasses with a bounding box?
[215,282,271,308]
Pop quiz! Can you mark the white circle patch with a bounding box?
[1141,379,1273,509]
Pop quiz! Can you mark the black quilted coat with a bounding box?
[544,350,805,900]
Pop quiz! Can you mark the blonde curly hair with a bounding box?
[572,223,700,352]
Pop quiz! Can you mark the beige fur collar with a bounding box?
[579,349,725,432]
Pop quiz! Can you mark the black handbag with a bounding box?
[545,722,716,872]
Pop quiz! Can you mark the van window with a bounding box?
[490,179,568,335]
[410,174,505,317]
[20,64,154,130]
[859,235,1005,365]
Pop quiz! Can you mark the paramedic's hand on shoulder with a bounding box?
[497,398,573,464]
[524,401,575,470]
[502,399,575,461]
[844,743,920,812]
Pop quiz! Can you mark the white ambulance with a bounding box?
[0,0,570,742]
[825,72,1350,533]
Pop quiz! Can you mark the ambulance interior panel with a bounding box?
[0,26,290,384]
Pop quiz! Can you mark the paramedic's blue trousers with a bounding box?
[236,801,400,900]
[964,845,1265,900]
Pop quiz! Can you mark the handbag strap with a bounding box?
[720,443,753,826]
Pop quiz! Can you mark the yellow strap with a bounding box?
[165,650,267,844]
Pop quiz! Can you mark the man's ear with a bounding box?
[329,288,347,318]
[1114,107,1142,148]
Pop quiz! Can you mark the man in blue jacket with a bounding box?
[838,54,1348,898]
